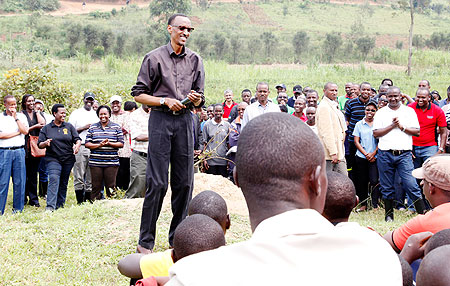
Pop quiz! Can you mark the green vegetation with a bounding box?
[0,0,59,12]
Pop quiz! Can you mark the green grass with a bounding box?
[0,176,412,285]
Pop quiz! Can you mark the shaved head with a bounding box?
[424,229,450,256]
[188,190,229,232]
[417,245,450,286]
[322,171,356,223]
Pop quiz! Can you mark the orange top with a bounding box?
[393,202,450,250]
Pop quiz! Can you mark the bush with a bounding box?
[93,46,105,58]
[322,32,342,63]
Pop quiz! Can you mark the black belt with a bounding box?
[386,150,410,156]
[0,146,24,150]
[151,106,189,115]
[133,150,147,158]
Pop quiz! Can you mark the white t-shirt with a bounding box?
[373,104,419,151]
[68,107,98,143]
[242,101,280,129]
[0,112,29,147]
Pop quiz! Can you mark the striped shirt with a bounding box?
[85,121,124,167]
[345,97,369,141]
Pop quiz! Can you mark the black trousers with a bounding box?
[139,111,194,249]
[25,156,41,206]
[116,157,130,190]
[206,165,228,178]
[354,155,379,207]
[345,140,357,181]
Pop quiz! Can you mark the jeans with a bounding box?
[38,156,48,183]
[413,145,438,169]
[46,159,75,210]
[0,148,26,214]
[377,150,422,201]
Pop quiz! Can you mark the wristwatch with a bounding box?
[160,98,165,106]
[439,147,445,152]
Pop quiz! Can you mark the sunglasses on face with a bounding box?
[172,25,194,33]
[365,108,376,112]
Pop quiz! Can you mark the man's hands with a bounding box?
[365,151,377,162]
[165,98,185,111]
[187,90,203,106]
[331,154,339,164]
[42,139,52,147]
[99,139,109,147]
[9,106,17,119]
[400,232,433,264]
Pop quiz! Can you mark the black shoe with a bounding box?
[384,199,395,222]
[385,215,394,222]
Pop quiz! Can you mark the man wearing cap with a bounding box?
[275,83,286,94]
[131,13,205,253]
[110,95,132,191]
[68,92,99,204]
[287,85,302,108]
[241,82,280,129]
[373,86,426,222]
[0,95,29,214]
[383,154,450,252]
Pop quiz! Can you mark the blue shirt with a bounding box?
[352,119,377,159]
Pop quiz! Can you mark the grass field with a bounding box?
[0,176,414,285]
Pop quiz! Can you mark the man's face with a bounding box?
[111,101,121,113]
[293,92,302,99]
[324,84,338,101]
[379,86,388,96]
[306,92,318,107]
[224,92,233,103]
[238,103,248,119]
[34,102,43,112]
[360,84,371,101]
[350,85,360,98]
[418,80,430,89]
[378,95,388,108]
[306,108,316,123]
[276,87,286,94]
[415,90,429,108]
[207,106,214,119]
[241,91,251,104]
[277,93,288,105]
[387,89,401,108]
[294,99,306,113]
[302,87,311,96]
[168,16,192,48]
[84,97,94,110]
[256,84,270,104]
[345,83,352,95]
[5,97,17,112]
[213,105,223,121]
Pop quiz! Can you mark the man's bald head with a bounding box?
[236,113,327,230]
[424,229,450,256]
[417,245,450,286]
[188,190,230,233]
[322,171,357,224]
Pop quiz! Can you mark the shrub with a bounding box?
[322,32,342,63]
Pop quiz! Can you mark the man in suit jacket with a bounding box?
[316,82,348,175]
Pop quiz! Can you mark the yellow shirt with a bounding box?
[140,249,174,278]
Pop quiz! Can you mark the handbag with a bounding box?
[29,135,46,158]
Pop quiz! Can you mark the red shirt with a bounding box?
[293,112,307,122]
[408,102,447,146]
[222,101,237,119]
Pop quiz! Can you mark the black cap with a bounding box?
[84,92,95,100]
[367,100,378,109]
[275,83,286,90]
[293,85,302,93]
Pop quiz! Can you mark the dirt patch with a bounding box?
[242,3,278,28]
[375,34,407,49]
[49,0,149,16]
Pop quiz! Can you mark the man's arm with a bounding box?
[134,134,149,142]
[383,231,401,253]
[438,126,448,153]
[134,94,185,112]
[0,131,20,139]
[373,123,396,138]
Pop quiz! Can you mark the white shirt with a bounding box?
[129,107,150,153]
[68,107,98,143]
[241,101,280,129]
[373,104,419,151]
[0,112,29,147]
[166,209,402,286]
[42,112,54,124]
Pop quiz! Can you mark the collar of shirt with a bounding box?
[252,209,333,241]
[414,102,431,110]
[50,121,66,128]
[211,119,225,126]
[167,42,187,58]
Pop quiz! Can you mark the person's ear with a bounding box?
[354,195,359,209]
[225,214,231,230]
[167,25,172,34]
[233,168,239,188]
[171,249,178,263]
[309,165,323,197]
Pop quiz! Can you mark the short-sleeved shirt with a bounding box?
[85,121,124,167]
[129,107,150,154]
[140,249,174,279]
[345,97,369,141]
[392,202,450,250]
[111,111,132,158]
[38,121,80,163]
[373,105,419,151]
[241,101,280,129]
[68,107,99,143]
[407,102,447,147]
[0,111,28,148]
[338,95,350,111]
[202,120,230,166]
[352,119,377,159]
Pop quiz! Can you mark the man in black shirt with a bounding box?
[131,13,205,253]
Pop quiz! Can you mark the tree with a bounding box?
[100,30,114,53]
[83,24,101,51]
[261,32,276,58]
[230,36,241,64]
[355,36,375,60]
[194,35,210,57]
[66,23,82,53]
[292,31,309,63]
[149,0,191,22]
[322,32,342,63]
[213,33,229,59]
[114,33,127,56]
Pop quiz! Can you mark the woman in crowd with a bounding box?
[85,105,124,201]
[352,101,379,211]
[38,104,81,211]
[21,94,45,207]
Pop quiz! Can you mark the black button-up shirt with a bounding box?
[38,121,81,163]
[131,42,205,102]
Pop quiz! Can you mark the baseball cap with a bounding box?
[275,83,286,90]
[109,95,122,104]
[293,85,303,93]
[366,100,378,110]
[412,154,450,190]
[84,92,95,100]
[35,99,44,106]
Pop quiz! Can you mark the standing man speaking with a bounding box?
[131,14,205,253]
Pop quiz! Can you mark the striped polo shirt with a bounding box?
[85,121,124,167]
[345,97,369,142]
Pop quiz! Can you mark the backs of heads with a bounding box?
[398,254,413,286]
[172,214,226,262]
[424,229,450,256]
[188,190,229,232]
[236,112,324,202]
[322,171,356,223]
[417,245,450,286]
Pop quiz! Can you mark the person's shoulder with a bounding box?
[109,121,121,128]
[185,47,202,60]
[16,112,27,121]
